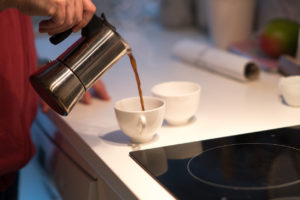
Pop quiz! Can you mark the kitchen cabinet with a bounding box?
[32,110,120,200]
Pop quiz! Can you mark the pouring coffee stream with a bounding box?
[30,13,145,115]
[128,53,145,111]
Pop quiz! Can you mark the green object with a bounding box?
[259,18,299,58]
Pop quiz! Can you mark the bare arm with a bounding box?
[0,0,96,35]
[0,0,9,12]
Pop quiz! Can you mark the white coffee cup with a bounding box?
[279,76,300,107]
[152,81,201,125]
[114,96,166,144]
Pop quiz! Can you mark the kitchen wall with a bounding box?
[31,0,300,37]
[256,0,300,30]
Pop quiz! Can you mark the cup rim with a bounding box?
[279,75,300,86]
[151,81,201,98]
[114,96,166,113]
[279,76,300,88]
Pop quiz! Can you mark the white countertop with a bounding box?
[36,24,300,199]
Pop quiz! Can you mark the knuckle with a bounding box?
[47,7,56,16]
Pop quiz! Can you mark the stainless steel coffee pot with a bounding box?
[30,14,131,116]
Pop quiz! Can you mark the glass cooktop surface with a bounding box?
[129,126,300,200]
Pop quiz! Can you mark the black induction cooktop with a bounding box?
[129,126,300,200]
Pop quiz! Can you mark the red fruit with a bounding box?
[259,19,299,58]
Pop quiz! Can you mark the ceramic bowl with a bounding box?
[279,75,300,107]
[151,81,201,125]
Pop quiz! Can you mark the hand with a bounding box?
[3,0,96,35]
[40,99,50,113]
[80,79,111,104]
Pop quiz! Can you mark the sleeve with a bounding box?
[0,79,28,176]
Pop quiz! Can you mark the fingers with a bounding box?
[73,0,96,32]
[79,80,110,105]
[80,91,92,105]
[72,0,83,32]
[40,100,50,113]
[39,0,95,35]
[92,80,111,101]
[39,1,67,34]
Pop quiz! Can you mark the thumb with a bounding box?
[40,100,50,113]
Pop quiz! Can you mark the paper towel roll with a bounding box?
[173,40,260,82]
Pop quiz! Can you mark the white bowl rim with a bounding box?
[151,81,201,98]
[279,76,300,88]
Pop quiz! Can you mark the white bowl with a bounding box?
[152,81,201,125]
[279,76,300,107]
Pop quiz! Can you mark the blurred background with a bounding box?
[31,0,300,72]
[31,0,300,34]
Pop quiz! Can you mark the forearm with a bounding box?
[0,0,8,12]
[0,0,15,12]
[0,0,96,35]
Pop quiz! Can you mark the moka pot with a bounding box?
[30,14,131,116]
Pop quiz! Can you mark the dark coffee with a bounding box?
[128,53,145,111]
